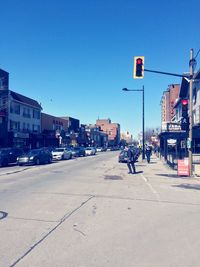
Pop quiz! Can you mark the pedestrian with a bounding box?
[126,146,136,174]
[145,145,152,163]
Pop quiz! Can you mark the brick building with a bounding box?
[161,84,180,131]
[96,118,120,147]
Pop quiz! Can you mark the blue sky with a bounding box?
[0,0,200,138]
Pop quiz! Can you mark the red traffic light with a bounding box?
[181,99,188,105]
[133,56,144,79]
[136,58,143,65]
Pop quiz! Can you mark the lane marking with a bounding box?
[140,173,160,201]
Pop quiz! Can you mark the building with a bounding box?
[96,118,120,147]
[41,113,69,147]
[159,82,187,163]
[0,90,42,148]
[120,131,133,144]
[84,124,108,147]
[0,68,43,148]
[160,84,180,131]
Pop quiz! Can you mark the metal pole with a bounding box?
[122,87,145,157]
[142,85,145,159]
[189,49,194,176]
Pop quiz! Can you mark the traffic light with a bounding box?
[133,56,144,79]
[181,99,189,131]
[181,99,188,118]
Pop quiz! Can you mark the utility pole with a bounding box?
[188,49,195,176]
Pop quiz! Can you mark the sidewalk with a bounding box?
[117,152,200,184]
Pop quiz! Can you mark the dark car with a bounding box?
[70,146,86,157]
[118,147,141,163]
[0,147,24,167]
[118,150,129,163]
[17,148,52,165]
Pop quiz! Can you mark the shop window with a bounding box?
[10,120,20,131]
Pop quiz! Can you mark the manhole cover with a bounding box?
[104,175,123,180]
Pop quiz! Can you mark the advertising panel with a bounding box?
[177,158,189,176]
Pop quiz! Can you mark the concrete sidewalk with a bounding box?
[116,152,200,185]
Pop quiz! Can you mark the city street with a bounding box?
[1,151,200,267]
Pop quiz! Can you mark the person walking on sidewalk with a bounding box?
[126,146,136,174]
[145,145,152,163]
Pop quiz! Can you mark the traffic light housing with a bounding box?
[133,56,144,79]
[181,99,189,131]
[181,99,188,117]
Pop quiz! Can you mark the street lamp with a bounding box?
[122,86,145,160]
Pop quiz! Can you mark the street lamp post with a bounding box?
[122,86,145,160]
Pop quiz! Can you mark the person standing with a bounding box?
[126,147,136,174]
[145,145,152,163]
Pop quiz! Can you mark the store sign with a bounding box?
[167,123,181,131]
[162,122,181,132]
[14,132,29,138]
[167,139,176,145]
[177,159,189,176]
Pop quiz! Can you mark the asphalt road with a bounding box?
[1,152,200,267]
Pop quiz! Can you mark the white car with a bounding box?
[52,148,72,160]
[85,147,96,156]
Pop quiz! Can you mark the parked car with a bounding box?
[70,146,86,157]
[118,149,129,163]
[0,147,24,167]
[118,147,140,163]
[96,147,103,152]
[85,147,96,156]
[17,148,52,165]
[52,147,72,160]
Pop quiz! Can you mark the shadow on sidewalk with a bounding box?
[134,171,143,174]
[172,183,200,190]
[156,173,188,179]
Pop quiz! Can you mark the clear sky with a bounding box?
[0,0,200,138]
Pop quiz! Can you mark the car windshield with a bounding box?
[0,149,9,155]
[53,148,64,152]
[27,149,41,156]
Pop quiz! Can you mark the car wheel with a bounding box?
[34,158,40,165]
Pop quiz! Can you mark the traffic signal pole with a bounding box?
[189,49,194,176]
[134,51,196,176]
[122,87,145,160]
[142,85,145,160]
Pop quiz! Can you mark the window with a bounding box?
[32,124,40,132]
[33,109,40,119]
[10,120,20,131]
[10,102,20,115]
[23,107,31,118]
